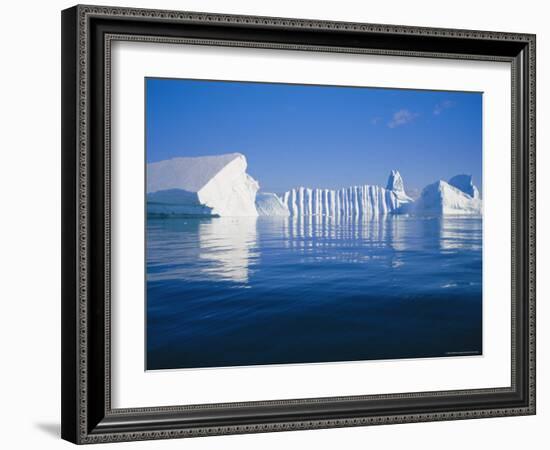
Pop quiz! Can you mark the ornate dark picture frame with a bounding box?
[61,4,536,444]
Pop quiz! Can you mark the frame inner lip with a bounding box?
[103,33,517,410]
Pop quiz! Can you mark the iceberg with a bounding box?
[278,171,413,217]
[409,179,482,215]
[281,186,399,217]
[146,151,481,218]
[147,153,259,217]
[255,192,290,216]
[386,170,413,203]
[276,171,481,217]
[147,189,215,216]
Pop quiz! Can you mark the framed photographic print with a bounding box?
[61,5,536,444]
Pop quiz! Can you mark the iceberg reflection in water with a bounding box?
[147,217,259,283]
[198,218,259,283]
[146,215,482,370]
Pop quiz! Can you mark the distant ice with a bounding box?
[146,153,481,217]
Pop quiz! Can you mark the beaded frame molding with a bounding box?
[61,4,536,444]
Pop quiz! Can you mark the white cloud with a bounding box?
[433,100,455,115]
[388,109,418,128]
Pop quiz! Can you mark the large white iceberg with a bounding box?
[408,179,482,215]
[147,153,259,217]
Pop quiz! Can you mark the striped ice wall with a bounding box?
[281,185,407,217]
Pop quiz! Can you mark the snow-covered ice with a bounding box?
[147,153,259,216]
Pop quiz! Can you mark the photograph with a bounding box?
[145,78,484,370]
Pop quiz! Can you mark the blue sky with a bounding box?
[146,78,482,194]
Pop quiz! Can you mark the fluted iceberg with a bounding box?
[281,185,400,217]
[277,170,412,217]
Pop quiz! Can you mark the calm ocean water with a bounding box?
[146,215,482,370]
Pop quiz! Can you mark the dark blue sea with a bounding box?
[146,215,482,370]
